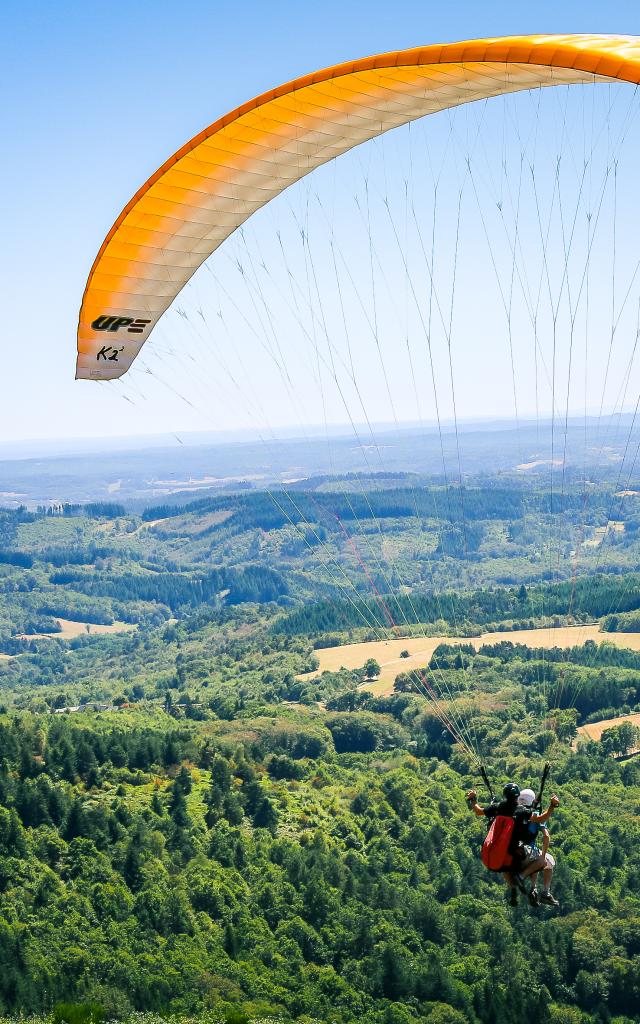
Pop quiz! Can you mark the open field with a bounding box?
[18,618,137,640]
[124,517,165,536]
[301,623,640,696]
[516,458,563,471]
[146,509,235,536]
[578,712,640,742]
[583,521,625,548]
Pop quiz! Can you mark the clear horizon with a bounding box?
[1,407,638,463]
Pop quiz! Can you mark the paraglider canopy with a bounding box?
[76,34,640,380]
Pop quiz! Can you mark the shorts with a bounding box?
[520,845,555,869]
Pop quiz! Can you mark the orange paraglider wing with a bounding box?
[77,34,640,380]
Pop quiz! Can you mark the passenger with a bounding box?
[516,788,559,907]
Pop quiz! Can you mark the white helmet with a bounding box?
[518,788,536,807]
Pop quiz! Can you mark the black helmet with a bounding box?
[503,782,520,802]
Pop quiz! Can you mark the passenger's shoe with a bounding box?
[528,888,540,907]
[509,888,518,907]
[538,892,560,907]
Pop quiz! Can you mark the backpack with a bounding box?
[481,814,515,871]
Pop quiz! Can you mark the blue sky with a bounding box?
[4,0,640,447]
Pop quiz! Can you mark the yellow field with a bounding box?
[578,712,640,742]
[301,623,640,697]
[18,618,137,640]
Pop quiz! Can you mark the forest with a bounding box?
[0,475,639,1024]
[275,573,640,636]
[1,696,639,1024]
